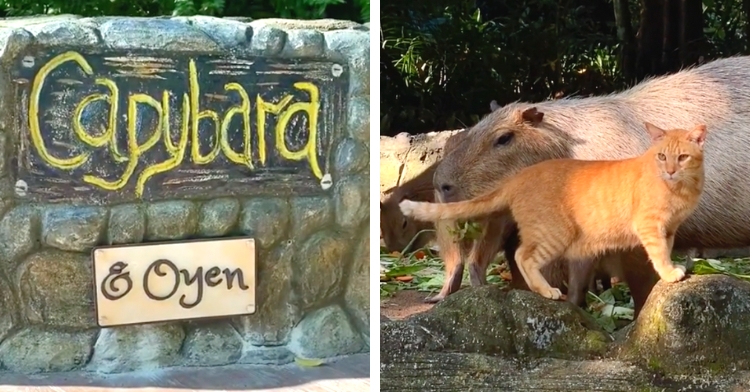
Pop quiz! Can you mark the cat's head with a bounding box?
[644,122,707,182]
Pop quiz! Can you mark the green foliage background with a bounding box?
[381,0,749,135]
[0,0,368,24]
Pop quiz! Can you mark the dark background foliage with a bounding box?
[381,0,749,135]
[0,0,368,27]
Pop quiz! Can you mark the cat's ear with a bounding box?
[686,124,708,148]
[644,122,666,142]
[490,100,501,111]
[513,107,544,126]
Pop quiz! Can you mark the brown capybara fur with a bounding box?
[380,129,470,252]
[434,56,750,316]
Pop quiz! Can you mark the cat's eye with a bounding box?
[657,153,667,161]
[678,154,689,162]
[495,133,514,147]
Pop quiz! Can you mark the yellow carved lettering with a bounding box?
[256,95,293,166]
[83,93,162,195]
[72,78,128,163]
[136,92,190,197]
[220,83,252,168]
[189,60,221,165]
[275,82,322,179]
[29,51,93,169]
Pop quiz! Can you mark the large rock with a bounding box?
[18,250,95,328]
[107,203,145,244]
[197,198,241,237]
[181,322,243,367]
[619,274,750,375]
[239,198,290,249]
[0,327,96,373]
[41,206,107,252]
[0,205,39,273]
[381,286,609,359]
[288,305,364,359]
[232,241,299,346]
[145,200,198,241]
[344,224,369,338]
[291,229,351,310]
[87,323,185,373]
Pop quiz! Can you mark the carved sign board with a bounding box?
[12,50,348,204]
[92,237,256,327]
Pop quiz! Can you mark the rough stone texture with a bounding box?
[288,305,365,359]
[0,205,39,273]
[347,97,370,144]
[232,241,299,346]
[0,327,96,373]
[0,273,19,344]
[145,200,198,241]
[334,138,369,175]
[381,353,748,391]
[283,29,324,58]
[107,204,145,244]
[99,18,222,51]
[249,23,286,56]
[41,206,107,252]
[238,345,295,365]
[87,323,185,374]
[0,15,369,375]
[619,275,750,375]
[334,175,369,229]
[181,322,243,367]
[198,198,241,237]
[381,286,609,359]
[239,198,290,249]
[291,229,351,310]
[174,15,253,48]
[345,224,369,337]
[379,129,466,195]
[290,196,333,240]
[23,20,100,47]
[18,250,95,328]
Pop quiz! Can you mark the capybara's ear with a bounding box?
[644,122,666,142]
[687,124,708,148]
[490,100,501,111]
[514,107,544,126]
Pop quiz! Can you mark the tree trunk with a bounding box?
[614,0,636,82]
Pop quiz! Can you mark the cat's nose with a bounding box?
[666,168,676,175]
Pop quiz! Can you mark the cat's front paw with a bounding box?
[542,287,563,300]
[662,264,687,283]
[399,200,419,217]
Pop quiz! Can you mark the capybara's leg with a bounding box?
[425,219,465,303]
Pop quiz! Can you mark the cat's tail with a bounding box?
[399,187,510,222]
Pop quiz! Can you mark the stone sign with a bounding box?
[12,49,348,204]
[92,237,256,327]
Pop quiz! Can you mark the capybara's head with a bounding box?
[380,189,434,252]
[434,104,572,201]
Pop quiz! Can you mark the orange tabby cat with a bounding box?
[400,122,707,300]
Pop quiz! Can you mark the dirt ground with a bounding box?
[380,289,436,321]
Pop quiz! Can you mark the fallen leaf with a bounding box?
[295,357,324,367]
[395,275,413,282]
[390,251,402,258]
[500,271,512,281]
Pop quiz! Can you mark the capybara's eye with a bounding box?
[658,153,667,161]
[678,154,689,162]
[495,133,514,146]
[402,219,408,229]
